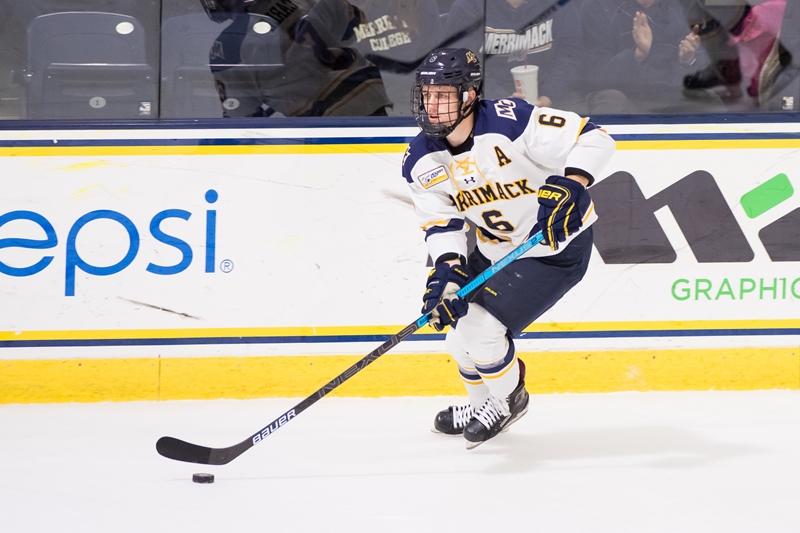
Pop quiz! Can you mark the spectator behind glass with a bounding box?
[204,0,392,117]
[682,0,785,107]
[350,0,444,116]
[580,0,726,114]
[441,0,585,112]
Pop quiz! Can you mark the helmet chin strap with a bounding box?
[442,97,477,140]
[460,91,477,120]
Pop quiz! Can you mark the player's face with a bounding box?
[421,85,460,125]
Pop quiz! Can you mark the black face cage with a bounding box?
[411,82,476,138]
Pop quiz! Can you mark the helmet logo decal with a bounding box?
[466,51,478,64]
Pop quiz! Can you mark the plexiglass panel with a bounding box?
[0,0,796,119]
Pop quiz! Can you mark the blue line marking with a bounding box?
[0,137,415,148]
[2,328,798,348]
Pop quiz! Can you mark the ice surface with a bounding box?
[1,391,798,533]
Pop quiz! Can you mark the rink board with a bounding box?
[1,121,799,402]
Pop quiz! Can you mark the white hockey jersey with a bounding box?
[402,98,615,264]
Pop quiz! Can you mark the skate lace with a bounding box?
[451,404,474,429]
[474,396,510,430]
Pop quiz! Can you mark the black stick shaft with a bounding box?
[156,322,421,465]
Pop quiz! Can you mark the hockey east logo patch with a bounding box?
[418,166,449,189]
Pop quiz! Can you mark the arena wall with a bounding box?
[1,120,798,403]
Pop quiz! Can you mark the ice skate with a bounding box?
[463,359,529,449]
[432,404,474,435]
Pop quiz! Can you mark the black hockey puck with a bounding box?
[192,473,215,484]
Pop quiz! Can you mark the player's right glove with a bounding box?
[421,258,470,332]
[536,175,589,251]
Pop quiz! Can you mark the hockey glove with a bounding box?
[421,260,471,332]
[536,175,588,251]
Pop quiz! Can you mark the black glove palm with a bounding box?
[421,262,470,331]
[536,175,588,251]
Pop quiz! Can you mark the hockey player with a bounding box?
[403,48,615,448]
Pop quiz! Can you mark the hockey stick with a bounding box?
[156,230,545,465]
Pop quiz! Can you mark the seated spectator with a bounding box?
[758,0,799,111]
[441,0,586,112]
[351,0,444,116]
[580,0,725,114]
[680,1,748,100]
[203,0,393,117]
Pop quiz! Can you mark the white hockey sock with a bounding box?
[462,376,491,411]
[480,359,520,405]
[449,304,521,402]
[447,324,491,410]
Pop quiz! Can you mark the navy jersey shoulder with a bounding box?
[402,132,448,183]
[473,98,535,142]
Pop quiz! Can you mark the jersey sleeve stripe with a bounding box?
[421,218,459,231]
[579,120,600,135]
[424,218,465,239]
[575,117,589,142]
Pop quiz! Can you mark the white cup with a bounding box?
[510,65,539,104]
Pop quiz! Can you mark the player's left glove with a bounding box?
[536,175,589,251]
[421,259,471,332]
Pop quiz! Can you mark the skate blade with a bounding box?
[430,427,463,436]
[465,439,484,450]
[463,405,529,450]
[435,424,511,437]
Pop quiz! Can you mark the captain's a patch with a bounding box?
[417,166,449,189]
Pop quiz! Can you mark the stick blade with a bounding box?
[156,436,250,465]
[156,436,214,465]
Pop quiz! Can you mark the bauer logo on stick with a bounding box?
[252,409,296,444]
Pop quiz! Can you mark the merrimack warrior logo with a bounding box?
[466,50,478,64]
